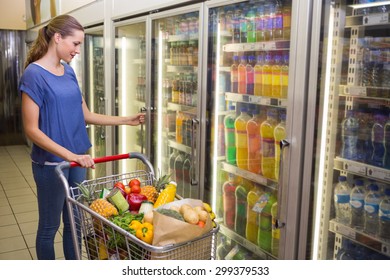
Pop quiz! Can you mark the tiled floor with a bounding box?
[0,145,64,260]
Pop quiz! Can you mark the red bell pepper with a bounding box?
[126,193,148,212]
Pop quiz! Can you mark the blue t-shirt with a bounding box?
[19,62,92,164]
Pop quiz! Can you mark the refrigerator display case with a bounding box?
[114,20,148,174]
[150,6,203,199]
[309,0,390,260]
[203,0,310,260]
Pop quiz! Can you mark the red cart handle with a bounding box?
[69,153,131,167]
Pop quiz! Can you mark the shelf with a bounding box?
[168,33,199,42]
[225,92,287,108]
[223,40,290,53]
[345,12,390,28]
[334,157,390,182]
[166,65,198,73]
[167,102,197,113]
[329,219,390,257]
[218,223,276,260]
[221,162,278,190]
[339,85,390,99]
[168,139,192,154]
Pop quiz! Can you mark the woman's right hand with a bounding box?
[72,154,95,168]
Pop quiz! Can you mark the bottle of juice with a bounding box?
[235,105,251,170]
[260,109,278,179]
[246,186,264,244]
[272,0,283,40]
[262,52,273,97]
[271,201,280,257]
[282,0,292,40]
[223,175,237,230]
[238,55,247,94]
[247,106,263,174]
[246,55,255,95]
[271,52,282,98]
[281,52,289,99]
[258,191,277,253]
[274,112,286,181]
[246,6,256,43]
[235,183,249,237]
[224,105,237,165]
[176,111,183,143]
[171,75,179,103]
[255,4,265,42]
[230,55,239,93]
[254,53,264,96]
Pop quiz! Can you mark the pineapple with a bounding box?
[90,199,118,218]
[140,185,158,203]
[154,169,171,192]
[76,183,97,205]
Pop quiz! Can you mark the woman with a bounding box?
[19,14,145,260]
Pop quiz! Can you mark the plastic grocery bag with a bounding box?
[152,198,213,247]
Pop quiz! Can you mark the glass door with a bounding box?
[114,20,147,174]
[84,27,106,178]
[151,6,202,198]
[309,0,390,260]
[205,0,294,260]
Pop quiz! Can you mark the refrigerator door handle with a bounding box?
[139,107,147,154]
[190,118,199,186]
[276,139,290,229]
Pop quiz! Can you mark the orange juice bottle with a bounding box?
[238,55,247,94]
[247,106,263,174]
[262,52,273,97]
[235,105,251,170]
[254,53,264,96]
[176,111,183,143]
[274,112,286,181]
[271,52,282,98]
[260,109,277,179]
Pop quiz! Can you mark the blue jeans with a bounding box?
[32,162,86,260]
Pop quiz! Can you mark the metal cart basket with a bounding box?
[55,152,218,260]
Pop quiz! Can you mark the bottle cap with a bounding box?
[368,183,379,192]
[354,179,364,186]
[339,176,347,182]
[384,188,390,196]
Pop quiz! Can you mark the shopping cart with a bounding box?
[55,152,219,260]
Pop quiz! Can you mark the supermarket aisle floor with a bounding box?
[0,145,64,260]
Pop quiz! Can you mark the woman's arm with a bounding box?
[22,93,95,167]
[82,97,145,126]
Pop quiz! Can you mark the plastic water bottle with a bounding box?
[364,183,383,236]
[350,179,366,230]
[356,108,372,163]
[384,116,390,168]
[341,110,359,161]
[370,113,386,167]
[379,188,390,240]
[334,176,351,225]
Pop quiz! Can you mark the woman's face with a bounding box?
[55,29,84,63]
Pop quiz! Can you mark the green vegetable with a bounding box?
[156,208,185,222]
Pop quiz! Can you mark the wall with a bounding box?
[0,0,26,30]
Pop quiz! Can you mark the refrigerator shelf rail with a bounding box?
[221,162,278,190]
[345,12,390,28]
[334,157,390,182]
[218,223,277,260]
[223,40,290,53]
[339,85,390,99]
[225,92,287,108]
[329,220,390,257]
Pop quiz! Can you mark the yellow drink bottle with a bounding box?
[274,113,286,181]
[260,109,277,179]
[246,186,264,244]
[235,105,251,170]
[271,52,282,98]
[262,52,273,97]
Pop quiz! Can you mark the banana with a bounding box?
[203,202,212,213]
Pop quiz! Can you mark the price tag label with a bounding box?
[335,222,356,239]
[367,167,390,180]
[260,98,271,106]
[363,13,389,25]
[343,162,366,175]
[346,86,367,96]
[249,96,261,103]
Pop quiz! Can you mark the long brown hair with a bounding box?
[24,15,84,69]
